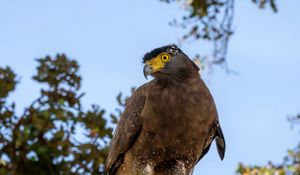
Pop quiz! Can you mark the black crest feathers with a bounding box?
[142,44,183,63]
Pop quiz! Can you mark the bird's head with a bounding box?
[142,44,199,80]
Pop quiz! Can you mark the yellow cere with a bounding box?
[146,52,171,72]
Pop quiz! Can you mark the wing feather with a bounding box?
[215,122,226,160]
[105,86,147,174]
[197,120,226,162]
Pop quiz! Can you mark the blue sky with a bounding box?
[0,0,300,174]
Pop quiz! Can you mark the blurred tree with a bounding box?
[161,0,277,72]
[236,115,300,175]
[0,55,114,175]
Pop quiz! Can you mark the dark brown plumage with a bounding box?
[105,44,225,175]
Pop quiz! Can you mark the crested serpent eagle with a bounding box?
[105,44,226,175]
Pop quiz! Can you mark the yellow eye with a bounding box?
[160,53,170,62]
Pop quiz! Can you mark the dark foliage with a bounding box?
[0,55,114,175]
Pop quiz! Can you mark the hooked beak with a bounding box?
[143,64,153,80]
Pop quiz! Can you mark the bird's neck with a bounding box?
[154,71,201,90]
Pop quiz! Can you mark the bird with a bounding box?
[105,44,226,175]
